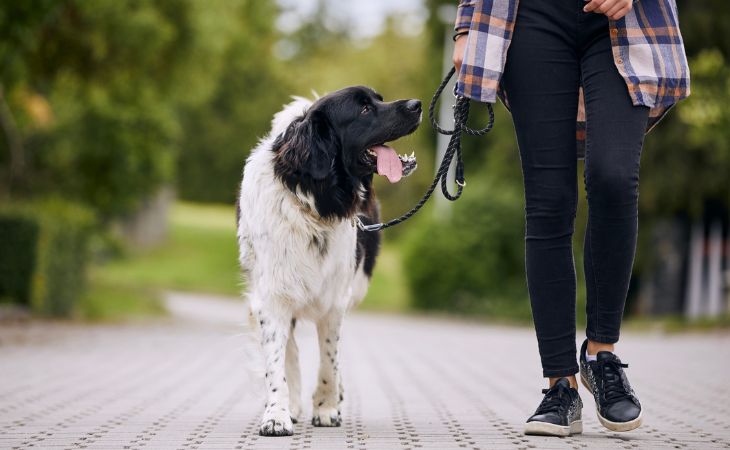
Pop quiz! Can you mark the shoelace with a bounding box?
[535,384,571,415]
[596,358,632,404]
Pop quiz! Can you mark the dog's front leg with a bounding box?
[255,305,294,436]
[312,310,344,427]
[285,318,302,423]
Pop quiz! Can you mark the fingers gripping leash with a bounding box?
[355,67,494,232]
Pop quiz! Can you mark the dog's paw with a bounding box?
[311,406,341,427]
[259,411,293,436]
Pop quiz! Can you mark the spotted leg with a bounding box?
[312,310,344,427]
[255,305,293,436]
[286,319,302,423]
[338,370,344,405]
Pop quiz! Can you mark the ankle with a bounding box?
[587,340,615,355]
[549,376,578,389]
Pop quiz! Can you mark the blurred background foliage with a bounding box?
[0,0,727,323]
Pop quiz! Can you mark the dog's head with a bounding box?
[273,86,421,187]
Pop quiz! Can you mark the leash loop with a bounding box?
[356,67,494,232]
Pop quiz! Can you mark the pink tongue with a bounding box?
[372,145,402,183]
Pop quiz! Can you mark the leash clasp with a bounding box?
[354,216,384,232]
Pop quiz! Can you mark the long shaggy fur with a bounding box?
[237,88,420,436]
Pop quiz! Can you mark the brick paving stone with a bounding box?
[0,292,729,449]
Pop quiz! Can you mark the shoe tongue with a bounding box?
[554,378,571,389]
[372,145,402,183]
[596,351,615,362]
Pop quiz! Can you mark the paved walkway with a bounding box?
[1,292,729,449]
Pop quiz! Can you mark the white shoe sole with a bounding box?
[580,374,643,432]
[524,420,583,437]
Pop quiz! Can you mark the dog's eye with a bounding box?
[361,105,370,115]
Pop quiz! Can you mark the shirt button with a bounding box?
[616,58,623,64]
[611,28,618,36]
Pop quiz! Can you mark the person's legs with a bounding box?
[579,9,649,349]
[576,8,647,432]
[502,0,581,381]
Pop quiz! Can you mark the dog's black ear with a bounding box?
[274,110,338,180]
[305,110,338,179]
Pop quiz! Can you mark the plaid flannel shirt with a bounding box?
[455,0,691,152]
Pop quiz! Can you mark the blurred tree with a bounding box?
[640,49,730,219]
[0,0,56,193]
[638,1,730,221]
[0,0,283,219]
[176,1,290,203]
[677,0,730,58]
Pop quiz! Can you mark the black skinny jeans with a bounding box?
[501,0,650,377]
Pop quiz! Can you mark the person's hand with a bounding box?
[583,0,633,20]
[453,33,468,73]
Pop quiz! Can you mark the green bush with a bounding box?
[402,180,531,321]
[0,199,94,316]
[0,215,38,305]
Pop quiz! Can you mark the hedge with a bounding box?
[402,180,531,320]
[0,199,94,316]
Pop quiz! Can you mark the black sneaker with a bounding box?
[524,378,583,437]
[579,339,642,432]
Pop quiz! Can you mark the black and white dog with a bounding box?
[237,87,421,436]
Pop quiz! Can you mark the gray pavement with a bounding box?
[1,292,729,450]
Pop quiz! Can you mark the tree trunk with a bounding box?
[0,84,25,194]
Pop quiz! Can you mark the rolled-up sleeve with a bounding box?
[454,0,476,31]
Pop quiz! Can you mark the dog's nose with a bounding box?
[405,99,421,112]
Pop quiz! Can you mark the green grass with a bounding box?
[93,202,241,296]
[80,202,241,321]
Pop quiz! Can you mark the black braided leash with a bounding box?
[356,67,494,232]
